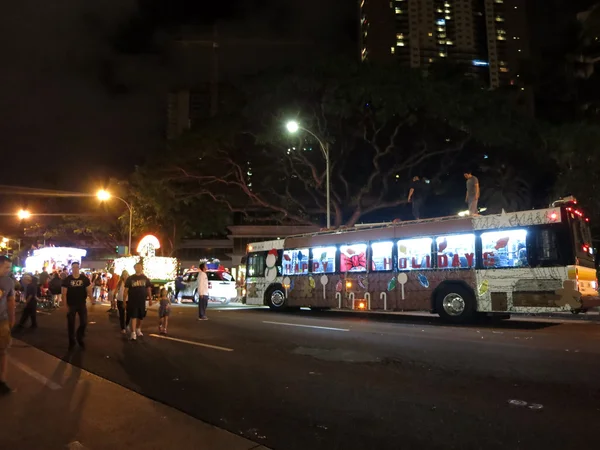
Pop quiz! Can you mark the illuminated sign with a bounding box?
[137,235,161,257]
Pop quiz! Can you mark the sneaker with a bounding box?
[0,381,13,396]
[163,329,168,335]
[136,329,143,337]
[121,329,127,335]
[126,325,131,333]
[130,332,136,341]
[200,317,208,321]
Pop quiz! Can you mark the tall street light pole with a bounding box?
[97,190,133,256]
[286,121,331,228]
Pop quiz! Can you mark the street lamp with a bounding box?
[285,120,331,228]
[97,190,133,255]
[17,209,31,220]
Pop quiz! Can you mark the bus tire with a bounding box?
[266,285,287,311]
[435,283,476,323]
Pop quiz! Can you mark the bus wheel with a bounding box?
[266,286,287,311]
[435,284,475,323]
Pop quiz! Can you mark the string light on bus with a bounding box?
[346,280,352,289]
[357,301,366,310]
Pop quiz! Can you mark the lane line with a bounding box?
[9,357,62,390]
[262,321,350,332]
[148,334,234,352]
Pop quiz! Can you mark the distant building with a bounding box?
[358,0,530,89]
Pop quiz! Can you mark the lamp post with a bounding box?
[97,190,133,256]
[286,121,331,228]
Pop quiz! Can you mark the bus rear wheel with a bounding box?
[266,286,287,311]
[435,284,475,323]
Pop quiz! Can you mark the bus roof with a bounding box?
[248,206,563,250]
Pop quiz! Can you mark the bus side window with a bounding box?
[532,228,559,266]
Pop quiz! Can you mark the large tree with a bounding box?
[163,60,532,227]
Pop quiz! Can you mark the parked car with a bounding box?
[171,269,237,304]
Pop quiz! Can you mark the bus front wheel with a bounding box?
[435,284,476,323]
[266,286,287,311]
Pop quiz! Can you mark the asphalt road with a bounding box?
[13,303,600,450]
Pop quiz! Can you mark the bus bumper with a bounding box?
[579,295,600,309]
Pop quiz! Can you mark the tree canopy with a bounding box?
[158,60,535,227]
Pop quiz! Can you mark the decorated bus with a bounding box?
[245,198,600,322]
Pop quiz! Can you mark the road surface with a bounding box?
[13,303,600,450]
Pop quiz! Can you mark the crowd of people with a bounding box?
[0,258,213,395]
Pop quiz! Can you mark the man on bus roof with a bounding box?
[464,170,480,216]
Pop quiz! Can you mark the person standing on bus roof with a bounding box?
[464,170,480,216]
[407,176,426,219]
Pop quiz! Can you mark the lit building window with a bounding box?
[445,15,451,19]
[395,7,403,14]
[437,8,443,13]
[499,67,509,72]
[429,58,434,62]
[391,46,395,54]
[397,41,405,46]
[436,19,446,25]
[446,40,454,45]
[495,16,504,22]
[497,36,506,41]
[439,51,447,57]
[438,40,446,45]
[428,32,433,37]
[437,27,444,32]
[396,33,404,39]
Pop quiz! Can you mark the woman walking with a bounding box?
[116,270,129,335]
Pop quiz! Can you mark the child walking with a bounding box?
[158,288,170,335]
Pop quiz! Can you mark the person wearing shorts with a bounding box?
[0,256,16,395]
[158,288,170,335]
[124,262,153,341]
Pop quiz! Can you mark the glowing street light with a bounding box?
[285,120,300,133]
[285,120,331,228]
[97,189,111,201]
[17,209,31,220]
[97,189,133,255]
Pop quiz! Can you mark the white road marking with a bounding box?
[9,357,62,390]
[148,334,234,352]
[262,321,350,332]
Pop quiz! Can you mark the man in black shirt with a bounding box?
[407,176,426,220]
[124,262,153,341]
[61,262,92,350]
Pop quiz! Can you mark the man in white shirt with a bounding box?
[197,263,209,321]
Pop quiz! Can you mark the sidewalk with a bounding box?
[0,340,268,450]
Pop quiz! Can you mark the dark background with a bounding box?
[0,0,355,191]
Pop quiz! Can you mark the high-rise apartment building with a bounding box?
[359,0,530,88]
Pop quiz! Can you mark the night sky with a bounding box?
[0,0,355,192]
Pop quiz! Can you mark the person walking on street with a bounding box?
[62,261,92,350]
[116,270,129,335]
[124,262,153,341]
[197,263,209,321]
[158,287,170,335]
[0,256,16,395]
[407,176,426,220]
[49,272,63,307]
[464,170,480,216]
[16,274,37,329]
[107,267,120,313]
